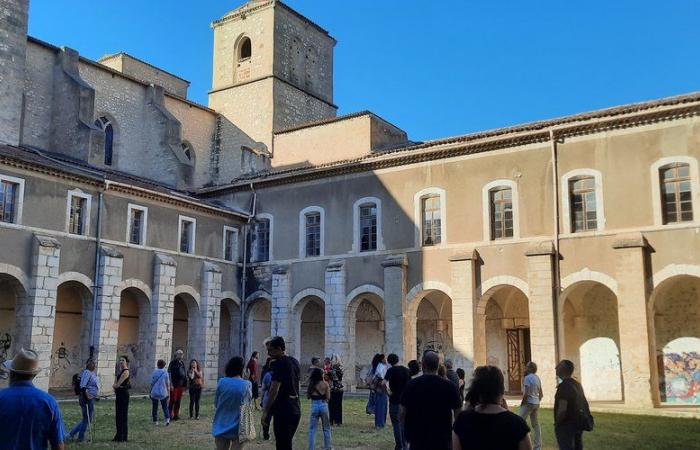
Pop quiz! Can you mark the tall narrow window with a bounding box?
[127,205,148,245]
[0,180,19,224]
[224,226,238,262]
[305,212,321,257]
[360,203,377,252]
[179,216,196,254]
[569,177,598,232]
[490,187,513,240]
[68,196,87,235]
[661,163,693,224]
[95,116,114,166]
[421,195,442,246]
[255,219,270,262]
[239,37,252,61]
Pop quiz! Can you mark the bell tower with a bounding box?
[208,0,337,154]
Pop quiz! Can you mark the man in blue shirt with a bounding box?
[0,348,65,450]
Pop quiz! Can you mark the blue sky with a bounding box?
[28,1,700,142]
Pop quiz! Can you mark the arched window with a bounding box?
[94,116,114,166]
[352,197,383,253]
[239,37,252,61]
[414,188,446,247]
[482,180,520,241]
[253,214,273,262]
[298,206,324,258]
[561,169,605,234]
[661,163,693,224]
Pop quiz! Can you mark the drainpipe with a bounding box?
[549,130,562,362]
[239,183,257,356]
[89,189,104,360]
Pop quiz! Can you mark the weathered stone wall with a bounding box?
[0,0,28,146]
[99,53,189,98]
[272,78,336,134]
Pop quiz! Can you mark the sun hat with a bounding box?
[4,348,40,375]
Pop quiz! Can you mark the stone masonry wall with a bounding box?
[0,0,28,146]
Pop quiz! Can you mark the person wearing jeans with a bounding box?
[187,359,203,419]
[385,354,409,450]
[168,349,187,421]
[68,360,100,442]
[307,368,332,450]
[518,361,543,450]
[150,359,171,425]
[555,360,588,450]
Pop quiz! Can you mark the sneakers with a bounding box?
[165,419,171,426]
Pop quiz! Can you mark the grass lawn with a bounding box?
[59,394,699,449]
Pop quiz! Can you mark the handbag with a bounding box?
[239,401,257,443]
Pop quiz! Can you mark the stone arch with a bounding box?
[346,288,385,388]
[92,112,119,166]
[292,294,325,368]
[174,285,201,306]
[406,281,453,316]
[51,278,93,390]
[651,264,700,292]
[245,290,272,303]
[245,295,272,362]
[117,284,151,388]
[220,291,241,306]
[650,272,700,404]
[406,282,454,363]
[478,276,529,305]
[173,288,202,362]
[559,279,623,401]
[219,295,242,376]
[0,263,30,293]
[118,278,152,299]
[0,265,30,379]
[291,288,327,310]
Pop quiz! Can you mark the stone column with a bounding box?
[92,245,123,393]
[449,249,479,372]
[382,255,409,361]
[525,241,558,405]
[324,260,348,360]
[271,265,292,345]
[17,234,61,391]
[200,262,223,387]
[612,233,655,408]
[148,254,177,372]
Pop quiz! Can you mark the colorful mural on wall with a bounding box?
[659,337,700,404]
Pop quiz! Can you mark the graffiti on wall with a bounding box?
[117,342,143,380]
[0,332,11,363]
[659,338,700,404]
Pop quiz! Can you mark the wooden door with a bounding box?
[506,329,523,394]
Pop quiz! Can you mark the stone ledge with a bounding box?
[448,248,479,262]
[525,240,555,257]
[202,261,221,273]
[612,232,648,249]
[381,254,408,268]
[100,245,123,258]
[272,264,290,275]
[325,259,345,272]
[34,234,61,249]
[154,253,177,267]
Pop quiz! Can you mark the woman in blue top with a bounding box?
[68,359,100,442]
[212,356,252,450]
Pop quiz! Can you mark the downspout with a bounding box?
[549,130,562,361]
[239,182,257,356]
[89,188,104,360]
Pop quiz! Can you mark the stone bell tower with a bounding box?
[208,0,337,154]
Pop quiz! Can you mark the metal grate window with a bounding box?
[490,187,513,240]
[570,177,597,232]
[661,163,693,224]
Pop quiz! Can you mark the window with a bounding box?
[66,191,91,236]
[305,212,321,257]
[0,178,21,224]
[127,204,148,245]
[254,218,271,262]
[490,187,513,239]
[94,116,114,166]
[360,203,377,252]
[178,216,196,254]
[569,177,597,232]
[239,37,252,61]
[182,142,192,161]
[421,195,442,246]
[223,226,238,262]
[661,163,693,224]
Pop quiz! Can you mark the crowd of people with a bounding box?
[0,343,594,450]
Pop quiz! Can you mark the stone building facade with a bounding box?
[0,0,699,410]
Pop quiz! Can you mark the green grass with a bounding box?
[59,394,700,449]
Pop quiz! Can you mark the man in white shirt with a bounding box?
[518,361,543,450]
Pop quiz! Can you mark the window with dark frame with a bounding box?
[360,203,377,252]
[255,219,270,262]
[68,195,87,235]
[0,180,18,224]
[239,37,252,61]
[570,177,598,232]
[180,219,194,253]
[94,116,114,166]
[305,212,321,257]
[490,187,513,240]
[129,209,144,245]
[661,163,693,224]
[224,228,237,262]
[421,195,441,246]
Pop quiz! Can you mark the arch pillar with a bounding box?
[93,245,124,393]
[271,265,292,346]
[200,262,223,386]
[149,254,177,374]
[22,234,61,391]
[449,250,479,372]
[382,254,409,361]
[525,241,558,405]
[612,233,655,407]
[325,260,347,358]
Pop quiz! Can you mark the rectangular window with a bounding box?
[661,164,693,224]
[255,219,270,262]
[421,195,441,246]
[68,195,87,235]
[0,180,19,224]
[570,177,597,232]
[224,226,238,262]
[490,188,513,240]
[360,204,377,252]
[127,205,148,245]
[305,212,321,257]
[179,216,196,254]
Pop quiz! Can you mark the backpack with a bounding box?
[574,381,595,432]
[72,373,82,395]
